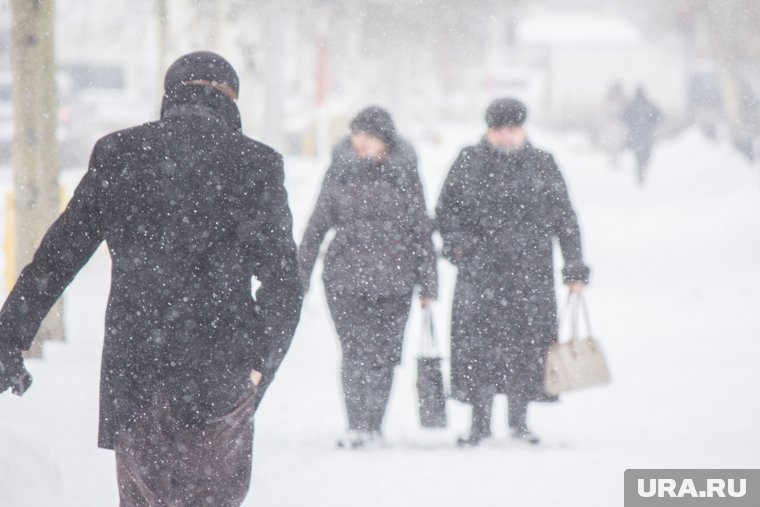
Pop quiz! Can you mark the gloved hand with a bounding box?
[0,349,33,396]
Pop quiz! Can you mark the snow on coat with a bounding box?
[0,85,303,448]
[436,139,589,403]
[298,137,437,299]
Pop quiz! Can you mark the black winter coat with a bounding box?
[436,139,589,403]
[298,137,437,299]
[0,86,303,448]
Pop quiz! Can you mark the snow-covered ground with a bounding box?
[1,125,759,506]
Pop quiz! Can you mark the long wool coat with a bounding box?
[436,139,589,403]
[0,85,303,448]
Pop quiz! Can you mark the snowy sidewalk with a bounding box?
[1,127,759,506]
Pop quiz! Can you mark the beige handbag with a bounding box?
[544,293,610,396]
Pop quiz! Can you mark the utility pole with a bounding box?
[10,0,63,357]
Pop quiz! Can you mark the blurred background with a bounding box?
[1,0,759,165]
[1,2,759,505]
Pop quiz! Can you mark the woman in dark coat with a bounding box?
[436,98,590,446]
[299,106,438,448]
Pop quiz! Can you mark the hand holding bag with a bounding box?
[544,293,610,396]
[416,309,447,428]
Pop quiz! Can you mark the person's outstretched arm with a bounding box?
[0,138,110,394]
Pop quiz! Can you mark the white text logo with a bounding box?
[637,478,747,499]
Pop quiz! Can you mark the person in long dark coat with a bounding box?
[436,98,590,446]
[0,51,303,506]
[299,106,437,448]
[622,86,662,185]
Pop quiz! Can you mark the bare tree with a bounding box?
[701,0,760,131]
[10,0,63,357]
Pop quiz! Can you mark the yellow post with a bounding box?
[5,192,15,293]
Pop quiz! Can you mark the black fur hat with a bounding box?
[164,51,240,97]
[485,98,528,128]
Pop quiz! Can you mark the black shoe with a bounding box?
[510,426,540,445]
[456,433,483,447]
[336,430,367,449]
[456,426,491,447]
[336,430,383,449]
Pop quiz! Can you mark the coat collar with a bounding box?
[478,136,531,159]
[160,84,242,132]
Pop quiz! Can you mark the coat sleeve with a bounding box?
[296,148,341,293]
[435,148,479,266]
[542,155,590,284]
[240,151,303,392]
[0,139,109,352]
[400,149,438,299]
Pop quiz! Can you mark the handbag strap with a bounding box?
[420,308,439,357]
[561,292,594,342]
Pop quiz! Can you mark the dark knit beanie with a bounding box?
[485,98,528,128]
[350,106,397,146]
[164,51,240,97]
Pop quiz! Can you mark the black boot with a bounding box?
[457,432,485,447]
[457,397,492,447]
[507,396,539,444]
[510,425,540,445]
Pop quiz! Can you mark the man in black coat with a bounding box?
[0,51,303,505]
[436,98,590,446]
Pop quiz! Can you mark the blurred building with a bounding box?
[0,0,735,162]
[0,0,158,166]
[511,9,687,129]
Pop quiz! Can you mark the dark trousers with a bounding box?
[114,387,258,507]
[507,396,529,430]
[326,289,412,433]
[469,391,530,438]
[342,359,395,432]
[633,144,654,183]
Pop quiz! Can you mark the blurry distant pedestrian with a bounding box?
[298,106,438,449]
[622,86,662,185]
[688,73,722,141]
[733,81,760,164]
[436,98,590,447]
[595,82,627,168]
[0,51,303,506]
